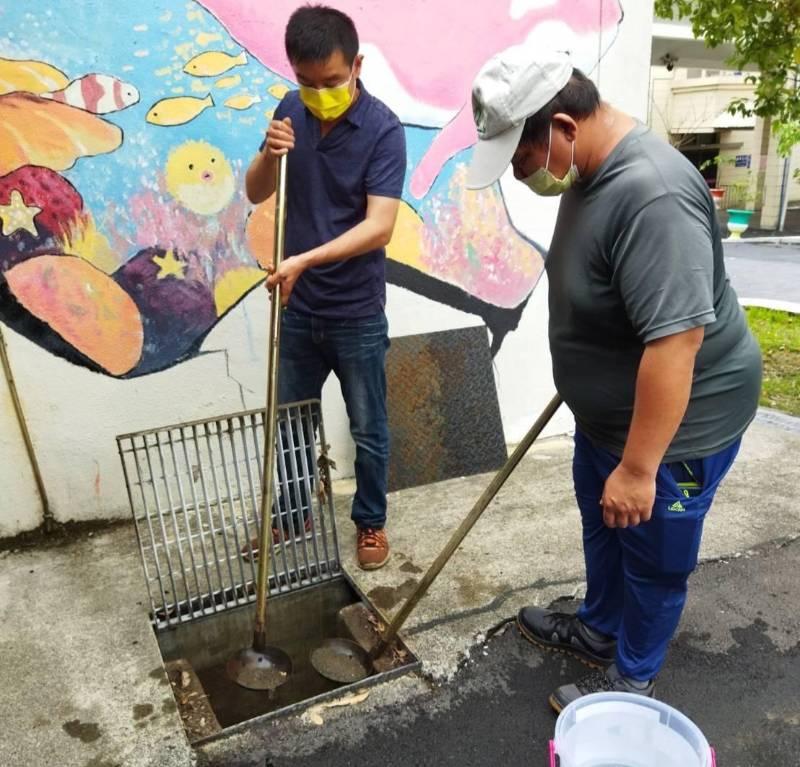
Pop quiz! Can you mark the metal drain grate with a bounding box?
[117,400,341,630]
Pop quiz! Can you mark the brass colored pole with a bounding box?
[253,153,288,651]
[371,393,564,660]
[0,325,55,531]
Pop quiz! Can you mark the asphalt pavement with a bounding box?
[724,241,800,306]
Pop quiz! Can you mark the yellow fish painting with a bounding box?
[146,94,214,126]
[224,93,260,110]
[215,74,241,90]
[183,51,247,77]
[267,83,290,99]
[0,57,69,96]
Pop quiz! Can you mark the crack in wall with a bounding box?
[201,348,256,410]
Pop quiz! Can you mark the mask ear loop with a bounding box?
[548,123,578,179]
[544,123,553,173]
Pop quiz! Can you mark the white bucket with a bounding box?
[553,693,713,767]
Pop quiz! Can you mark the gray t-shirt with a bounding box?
[547,123,762,461]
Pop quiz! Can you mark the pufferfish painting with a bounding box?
[165,140,236,216]
[0,0,622,376]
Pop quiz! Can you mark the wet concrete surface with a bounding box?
[3,415,798,766]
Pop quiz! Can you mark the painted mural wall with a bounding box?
[0,1,653,536]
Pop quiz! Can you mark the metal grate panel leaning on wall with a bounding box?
[116,400,341,630]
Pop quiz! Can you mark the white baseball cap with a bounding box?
[467,45,572,190]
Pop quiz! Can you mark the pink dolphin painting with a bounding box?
[197,0,623,198]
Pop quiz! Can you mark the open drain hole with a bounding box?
[157,577,418,743]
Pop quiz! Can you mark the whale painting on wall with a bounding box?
[0,1,622,376]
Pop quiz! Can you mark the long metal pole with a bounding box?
[0,325,55,531]
[371,393,563,659]
[253,154,288,652]
[777,68,799,233]
[777,156,791,233]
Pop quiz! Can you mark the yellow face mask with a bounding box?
[299,77,353,122]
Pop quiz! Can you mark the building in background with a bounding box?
[650,19,800,233]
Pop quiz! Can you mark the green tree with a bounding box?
[655,0,800,155]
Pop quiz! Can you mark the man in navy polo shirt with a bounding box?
[246,5,406,570]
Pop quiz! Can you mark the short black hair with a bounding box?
[520,69,600,145]
[285,5,359,66]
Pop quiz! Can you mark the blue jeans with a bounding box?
[572,430,741,681]
[278,309,390,529]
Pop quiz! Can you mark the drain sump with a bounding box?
[158,576,417,743]
[117,401,419,744]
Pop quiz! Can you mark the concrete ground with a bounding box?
[1,410,799,767]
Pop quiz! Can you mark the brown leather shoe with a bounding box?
[357,527,390,570]
[241,517,312,562]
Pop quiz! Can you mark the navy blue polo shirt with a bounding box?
[261,82,406,318]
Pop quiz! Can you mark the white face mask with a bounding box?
[523,123,579,196]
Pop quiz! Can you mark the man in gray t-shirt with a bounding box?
[468,46,761,712]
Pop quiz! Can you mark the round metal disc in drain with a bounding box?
[226,646,293,691]
[311,638,372,684]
